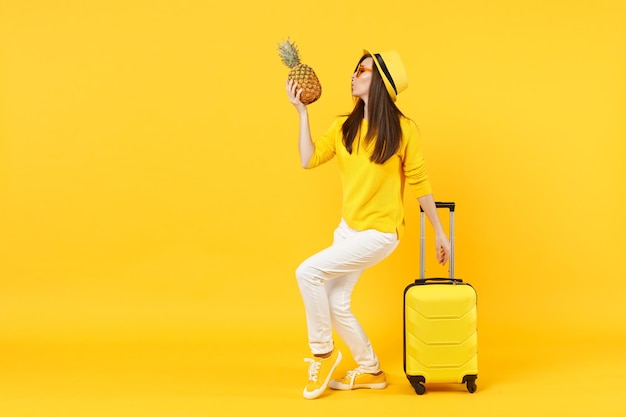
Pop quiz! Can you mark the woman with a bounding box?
[286,49,451,400]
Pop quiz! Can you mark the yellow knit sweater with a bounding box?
[307,116,432,238]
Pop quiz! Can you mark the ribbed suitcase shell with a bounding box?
[404,282,478,385]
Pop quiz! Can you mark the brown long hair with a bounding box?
[342,55,405,164]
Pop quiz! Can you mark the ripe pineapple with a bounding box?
[277,38,322,105]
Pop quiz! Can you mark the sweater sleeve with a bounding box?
[306,117,344,169]
[402,120,433,198]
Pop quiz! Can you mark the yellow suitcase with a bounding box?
[403,202,478,394]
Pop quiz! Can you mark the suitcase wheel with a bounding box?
[463,375,477,393]
[407,375,426,395]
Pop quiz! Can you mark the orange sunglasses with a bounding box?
[355,65,373,78]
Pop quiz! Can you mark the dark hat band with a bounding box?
[374,53,397,95]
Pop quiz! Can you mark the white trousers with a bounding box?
[295,219,399,373]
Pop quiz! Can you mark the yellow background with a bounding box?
[1,0,625,416]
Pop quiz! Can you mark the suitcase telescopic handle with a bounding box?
[419,202,455,282]
[420,202,456,212]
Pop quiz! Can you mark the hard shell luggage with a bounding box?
[403,202,478,395]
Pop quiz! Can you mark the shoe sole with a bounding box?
[303,351,343,400]
[329,381,387,390]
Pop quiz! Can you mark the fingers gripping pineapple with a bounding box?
[277,38,322,105]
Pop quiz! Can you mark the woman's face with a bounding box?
[351,57,374,101]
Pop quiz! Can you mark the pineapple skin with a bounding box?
[288,64,322,105]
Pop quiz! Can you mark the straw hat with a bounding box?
[363,49,408,102]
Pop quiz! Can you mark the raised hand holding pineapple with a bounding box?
[286,79,307,112]
[278,38,321,105]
